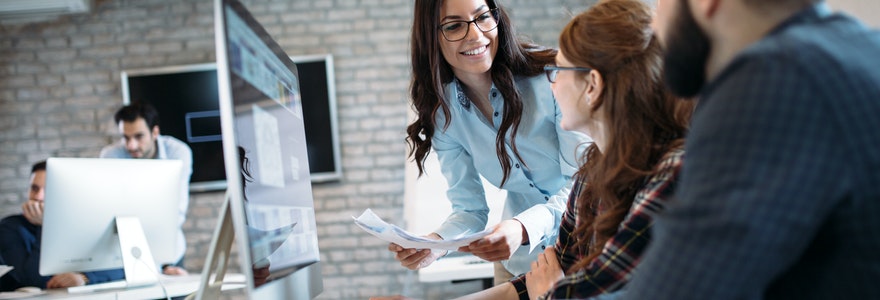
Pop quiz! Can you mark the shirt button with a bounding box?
[529,183,534,187]
[494,112,499,117]
[544,196,549,200]
[542,245,546,250]
[515,163,520,168]
[492,92,498,98]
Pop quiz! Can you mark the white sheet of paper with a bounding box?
[353,208,491,250]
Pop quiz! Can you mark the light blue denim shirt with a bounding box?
[432,75,590,275]
[99,134,193,265]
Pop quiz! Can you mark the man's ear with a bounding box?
[152,125,160,137]
[691,0,721,22]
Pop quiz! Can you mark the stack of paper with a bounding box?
[353,208,490,250]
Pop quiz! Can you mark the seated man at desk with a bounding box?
[0,160,124,291]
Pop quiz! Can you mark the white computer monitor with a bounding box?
[39,158,185,288]
[193,0,323,299]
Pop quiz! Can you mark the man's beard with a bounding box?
[662,0,712,98]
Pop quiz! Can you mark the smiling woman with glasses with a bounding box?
[374,0,693,300]
[389,0,591,287]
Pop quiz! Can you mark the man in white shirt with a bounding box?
[100,101,192,276]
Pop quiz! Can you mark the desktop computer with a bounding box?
[191,0,324,299]
[40,158,185,292]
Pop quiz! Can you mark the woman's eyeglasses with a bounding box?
[544,65,592,83]
[438,9,500,42]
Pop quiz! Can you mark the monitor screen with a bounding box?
[121,64,225,192]
[40,158,184,275]
[121,54,341,193]
[214,0,321,297]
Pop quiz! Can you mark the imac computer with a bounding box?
[40,157,185,291]
[193,0,322,299]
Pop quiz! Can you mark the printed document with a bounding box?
[354,208,490,250]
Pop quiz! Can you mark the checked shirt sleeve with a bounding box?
[511,149,683,300]
[544,150,683,299]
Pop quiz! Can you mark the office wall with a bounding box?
[0,0,591,299]
[827,0,880,27]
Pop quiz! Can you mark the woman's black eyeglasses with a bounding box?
[544,65,592,83]
[438,9,500,42]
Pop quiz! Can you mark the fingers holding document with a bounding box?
[389,244,432,270]
[387,233,448,270]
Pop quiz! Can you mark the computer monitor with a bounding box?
[40,157,185,288]
[192,0,322,299]
[119,53,342,193]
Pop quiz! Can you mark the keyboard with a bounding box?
[67,280,129,293]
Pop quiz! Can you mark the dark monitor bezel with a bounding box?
[120,54,342,193]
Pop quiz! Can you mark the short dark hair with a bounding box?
[114,101,160,130]
[31,160,47,174]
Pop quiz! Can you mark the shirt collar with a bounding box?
[453,78,471,110]
[767,3,833,37]
[154,135,167,159]
[699,3,832,99]
[451,78,501,110]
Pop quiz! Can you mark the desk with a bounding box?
[10,274,245,300]
[419,254,493,288]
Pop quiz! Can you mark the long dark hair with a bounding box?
[406,0,555,186]
[560,0,695,272]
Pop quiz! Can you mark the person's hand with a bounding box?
[21,199,43,226]
[458,219,524,261]
[525,247,564,300]
[162,265,188,276]
[46,273,87,289]
[252,264,270,287]
[387,233,447,270]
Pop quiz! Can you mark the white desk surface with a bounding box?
[418,254,494,283]
[0,273,245,300]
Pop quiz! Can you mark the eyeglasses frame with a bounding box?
[543,65,592,83]
[437,8,501,42]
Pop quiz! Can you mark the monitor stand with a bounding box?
[186,191,323,300]
[187,192,236,300]
[67,216,161,293]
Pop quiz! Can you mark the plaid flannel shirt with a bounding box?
[510,148,683,300]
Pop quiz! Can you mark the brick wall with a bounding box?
[0,0,592,298]
[827,0,880,27]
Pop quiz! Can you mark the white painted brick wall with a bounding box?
[0,0,593,298]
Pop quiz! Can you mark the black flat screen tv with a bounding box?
[120,54,341,192]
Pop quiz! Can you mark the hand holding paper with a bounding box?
[353,208,491,251]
